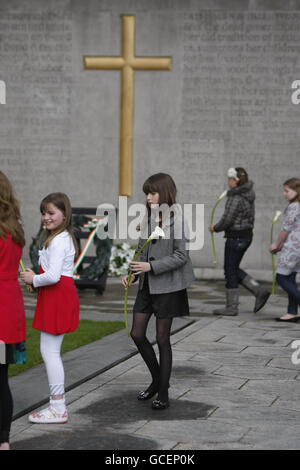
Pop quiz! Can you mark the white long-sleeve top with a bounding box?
[33,231,76,288]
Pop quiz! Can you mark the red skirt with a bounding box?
[33,269,79,336]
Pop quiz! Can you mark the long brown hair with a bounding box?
[40,192,78,255]
[284,178,300,203]
[0,171,25,247]
[142,173,177,213]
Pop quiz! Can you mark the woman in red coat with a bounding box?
[0,171,26,451]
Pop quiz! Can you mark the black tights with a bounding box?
[131,313,173,402]
[0,364,13,444]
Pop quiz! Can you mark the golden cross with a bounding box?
[84,15,172,197]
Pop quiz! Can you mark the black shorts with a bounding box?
[133,274,190,319]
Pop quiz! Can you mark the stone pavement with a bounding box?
[9,278,300,450]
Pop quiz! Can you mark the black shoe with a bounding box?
[151,399,169,410]
[276,315,300,323]
[137,389,157,401]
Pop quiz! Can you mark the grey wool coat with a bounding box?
[132,205,195,294]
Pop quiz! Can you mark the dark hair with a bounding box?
[236,168,248,186]
[142,173,177,210]
[40,192,78,255]
[0,171,25,247]
[283,178,300,203]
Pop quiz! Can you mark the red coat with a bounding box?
[0,234,26,343]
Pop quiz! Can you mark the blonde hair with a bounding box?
[40,192,78,255]
[0,171,25,247]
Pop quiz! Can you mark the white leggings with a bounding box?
[40,332,65,397]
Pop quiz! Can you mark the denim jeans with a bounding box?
[276,272,300,315]
[224,238,252,289]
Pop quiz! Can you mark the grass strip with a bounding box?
[9,318,125,377]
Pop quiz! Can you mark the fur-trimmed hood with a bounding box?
[227,181,255,204]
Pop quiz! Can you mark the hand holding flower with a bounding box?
[20,268,35,285]
[19,260,34,292]
[269,242,279,254]
[130,261,151,276]
[123,226,165,336]
[209,224,214,233]
[122,273,136,288]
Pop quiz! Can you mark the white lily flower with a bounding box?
[149,226,165,240]
[272,211,282,223]
[218,190,227,201]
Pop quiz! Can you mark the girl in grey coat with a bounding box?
[122,173,195,410]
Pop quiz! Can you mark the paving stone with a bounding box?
[174,442,256,450]
[213,365,297,380]
[135,418,249,444]
[190,352,270,367]
[212,402,300,421]
[240,423,300,450]
[239,379,300,399]
[182,388,276,407]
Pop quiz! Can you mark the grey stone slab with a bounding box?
[240,379,300,400]
[272,398,300,413]
[211,405,300,426]
[174,341,245,354]
[243,320,300,332]
[241,346,293,357]
[263,330,300,342]
[179,330,228,343]
[170,373,247,391]
[218,329,284,347]
[172,350,199,361]
[213,365,297,380]
[267,357,300,371]
[135,418,249,444]
[190,352,270,367]
[174,442,256,450]
[182,388,276,408]
[240,424,300,450]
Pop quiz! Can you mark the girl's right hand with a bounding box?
[269,243,279,254]
[122,274,136,288]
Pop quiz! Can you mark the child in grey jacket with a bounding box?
[122,173,195,410]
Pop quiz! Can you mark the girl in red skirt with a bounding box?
[21,193,79,424]
[0,171,26,450]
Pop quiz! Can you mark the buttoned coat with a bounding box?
[132,205,195,294]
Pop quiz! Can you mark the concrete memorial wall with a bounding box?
[0,0,300,274]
